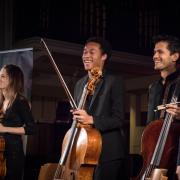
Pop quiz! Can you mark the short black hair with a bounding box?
[85,37,112,60]
[153,34,180,57]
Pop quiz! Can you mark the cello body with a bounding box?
[58,125,102,180]
[38,126,102,180]
[0,136,6,179]
[134,119,180,180]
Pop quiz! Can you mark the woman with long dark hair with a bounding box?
[0,64,35,180]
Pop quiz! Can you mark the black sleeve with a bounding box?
[18,99,36,135]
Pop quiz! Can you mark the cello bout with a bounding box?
[0,136,6,179]
[133,119,180,180]
[61,125,102,180]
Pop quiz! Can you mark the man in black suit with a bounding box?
[72,37,127,180]
[146,34,180,179]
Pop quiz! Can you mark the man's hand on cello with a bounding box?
[71,109,94,125]
[166,104,180,120]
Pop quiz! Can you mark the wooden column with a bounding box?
[129,94,145,154]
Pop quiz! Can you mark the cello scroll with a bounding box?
[86,67,102,95]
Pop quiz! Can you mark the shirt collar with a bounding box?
[159,69,180,85]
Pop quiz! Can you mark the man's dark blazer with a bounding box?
[74,71,126,163]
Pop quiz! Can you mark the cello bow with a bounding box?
[40,39,102,180]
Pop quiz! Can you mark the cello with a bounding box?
[134,78,180,180]
[40,39,102,180]
[0,135,6,179]
[0,113,6,179]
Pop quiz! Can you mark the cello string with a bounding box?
[145,111,173,178]
[150,118,168,163]
[54,164,61,178]
[145,121,168,178]
[152,114,171,166]
[153,96,177,165]
[147,98,176,178]
[153,97,177,166]
[155,115,172,164]
[144,120,167,178]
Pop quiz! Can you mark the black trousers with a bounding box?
[93,159,128,180]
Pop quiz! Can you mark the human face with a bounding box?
[82,42,107,71]
[153,41,177,72]
[0,68,10,90]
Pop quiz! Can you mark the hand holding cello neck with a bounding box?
[78,67,102,110]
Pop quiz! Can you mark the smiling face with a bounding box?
[153,41,178,73]
[82,42,107,71]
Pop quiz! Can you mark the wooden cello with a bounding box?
[134,78,180,180]
[0,114,6,179]
[40,39,102,180]
[0,135,6,179]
